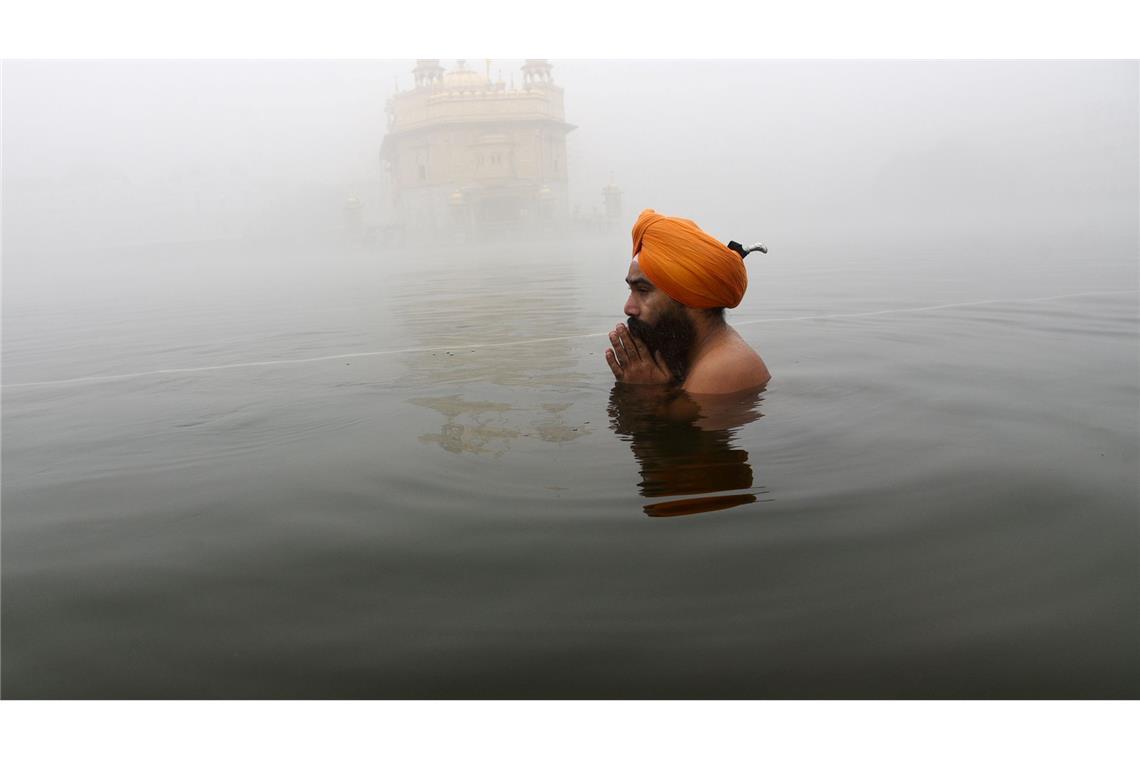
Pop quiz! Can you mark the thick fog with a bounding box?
[3,59,1137,273]
[561,60,1137,253]
[3,61,396,246]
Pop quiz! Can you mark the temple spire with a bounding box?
[412,59,444,88]
[521,59,554,87]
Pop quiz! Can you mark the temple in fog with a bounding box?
[380,59,577,242]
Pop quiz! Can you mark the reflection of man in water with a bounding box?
[608,384,766,517]
[604,209,771,395]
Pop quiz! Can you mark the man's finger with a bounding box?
[628,329,653,361]
[608,330,628,366]
[604,348,623,378]
[616,323,640,361]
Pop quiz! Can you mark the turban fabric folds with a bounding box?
[631,209,748,309]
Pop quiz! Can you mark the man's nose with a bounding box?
[624,295,638,318]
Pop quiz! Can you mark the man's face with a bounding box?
[624,258,697,381]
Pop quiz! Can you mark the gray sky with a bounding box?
[3,59,1137,257]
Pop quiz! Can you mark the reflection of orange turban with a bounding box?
[632,209,747,309]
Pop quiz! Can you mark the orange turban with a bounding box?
[631,209,748,309]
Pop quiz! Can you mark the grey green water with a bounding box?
[3,233,1137,698]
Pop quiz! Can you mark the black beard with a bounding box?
[627,307,696,383]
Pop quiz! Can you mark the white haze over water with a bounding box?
[2,60,1137,388]
[4,60,1136,256]
[3,58,1139,704]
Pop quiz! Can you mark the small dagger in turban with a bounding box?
[727,241,768,258]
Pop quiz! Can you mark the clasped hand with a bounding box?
[604,323,673,385]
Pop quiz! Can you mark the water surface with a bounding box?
[3,234,1137,698]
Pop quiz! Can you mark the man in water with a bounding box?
[604,209,771,395]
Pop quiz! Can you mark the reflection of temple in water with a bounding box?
[391,258,594,457]
[380,59,579,243]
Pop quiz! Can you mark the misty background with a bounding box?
[3,60,1138,700]
[4,60,1136,256]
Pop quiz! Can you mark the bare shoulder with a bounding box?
[683,333,771,395]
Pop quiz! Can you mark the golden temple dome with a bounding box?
[441,60,489,90]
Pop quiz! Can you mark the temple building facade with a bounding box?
[380,59,576,242]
